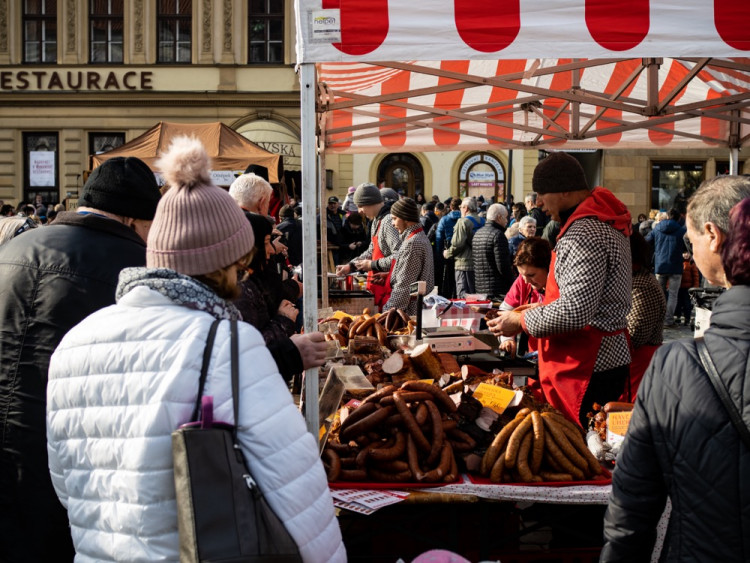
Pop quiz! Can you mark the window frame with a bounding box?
[22,0,57,64]
[89,0,124,64]
[157,0,192,64]
[23,132,60,205]
[248,0,284,65]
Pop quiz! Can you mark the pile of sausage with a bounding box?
[323,308,415,348]
[480,408,603,483]
[322,381,474,483]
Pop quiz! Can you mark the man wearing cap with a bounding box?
[342,186,358,214]
[0,157,161,561]
[385,198,434,316]
[488,153,632,427]
[335,183,401,311]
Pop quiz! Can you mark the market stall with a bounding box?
[293,2,750,557]
[295,0,750,435]
[90,121,283,184]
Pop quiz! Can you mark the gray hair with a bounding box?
[229,173,273,214]
[0,216,37,245]
[519,215,537,228]
[687,175,750,234]
[461,197,477,213]
[486,203,508,222]
[525,193,537,205]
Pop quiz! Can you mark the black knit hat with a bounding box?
[532,152,589,194]
[80,157,161,219]
[390,197,420,223]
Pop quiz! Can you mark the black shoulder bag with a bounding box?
[695,337,750,450]
[172,319,302,562]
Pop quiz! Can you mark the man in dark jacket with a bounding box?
[602,175,750,561]
[0,157,161,562]
[435,197,462,297]
[276,204,303,266]
[525,192,549,236]
[646,207,687,325]
[472,203,513,299]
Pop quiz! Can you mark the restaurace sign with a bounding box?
[0,70,154,91]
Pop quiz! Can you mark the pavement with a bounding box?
[662,321,695,343]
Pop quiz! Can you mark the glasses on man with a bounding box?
[683,234,692,254]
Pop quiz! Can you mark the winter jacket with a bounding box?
[339,219,369,264]
[508,233,526,259]
[47,287,346,563]
[529,206,548,236]
[435,210,461,251]
[680,259,700,289]
[0,211,150,562]
[352,201,401,273]
[384,224,434,316]
[445,214,484,271]
[472,221,513,298]
[602,284,750,562]
[420,211,439,235]
[646,219,686,275]
[277,216,303,266]
[233,275,302,383]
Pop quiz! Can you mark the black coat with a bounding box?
[0,211,148,561]
[277,217,303,267]
[602,284,750,562]
[471,221,513,299]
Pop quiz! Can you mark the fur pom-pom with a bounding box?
[156,136,212,189]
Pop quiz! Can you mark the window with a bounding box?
[158,0,192,63]
[90,0,123,63]
[23,0,57,63]
[23,132,59,205]
[248,0,284,64]
[377,154,424,198]
[89,132,125,156]
[651,162,704,213]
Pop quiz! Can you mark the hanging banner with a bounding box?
[29,151,55,187]
[295,0,750,62]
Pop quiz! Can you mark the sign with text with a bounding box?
[472,383,518,415]
[29,151,55,187]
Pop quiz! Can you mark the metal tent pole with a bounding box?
[300,62,319,436]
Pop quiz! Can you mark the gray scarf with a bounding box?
[116,267,240,321]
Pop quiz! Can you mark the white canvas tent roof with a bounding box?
[293,0,750,432]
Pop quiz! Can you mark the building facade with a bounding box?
[1,2,744,219]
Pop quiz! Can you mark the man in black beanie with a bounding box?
[384,198,434,316]
[335,182,402,311]
[0,156,161,562]
[488,152,633,427]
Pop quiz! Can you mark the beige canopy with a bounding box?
[91,121,282,183]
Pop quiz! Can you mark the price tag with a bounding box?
[472,383,518,415]
[318,425,327,441]
[419,379,434,385]
[606,411,633,445]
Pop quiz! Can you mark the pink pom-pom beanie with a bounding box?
[147,136,255,276]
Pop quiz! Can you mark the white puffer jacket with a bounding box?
[47,287,346,563]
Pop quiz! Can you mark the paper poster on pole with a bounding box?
[30,151,55,187]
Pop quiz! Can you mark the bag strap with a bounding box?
[190,319,222,422]
[230,318,241,444]
[695,337,750,450]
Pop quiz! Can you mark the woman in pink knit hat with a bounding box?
[45,137,346,563]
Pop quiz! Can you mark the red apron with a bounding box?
[367,220,395,311]
[621,344,659,402]
[536,252,625,425]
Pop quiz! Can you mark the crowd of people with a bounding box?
[1,139,749,561]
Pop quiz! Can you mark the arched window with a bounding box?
[377,154,424,199]
[458,152,505,201]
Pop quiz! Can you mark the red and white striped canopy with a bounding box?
[297,1,750,151]
[296,0,750,62]
[317,58,750,152]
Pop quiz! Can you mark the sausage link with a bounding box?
[401,381,458,413]
[393,391,431,452]
[424,400,444,466]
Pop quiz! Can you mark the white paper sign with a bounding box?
[311,10,341,42]
[29,151,55,187]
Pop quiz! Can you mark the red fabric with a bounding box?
[504,275,544,353]
[680,260,700,288]
[532,188,631,426]
[367,220,395,311]
[621,344,659,402]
